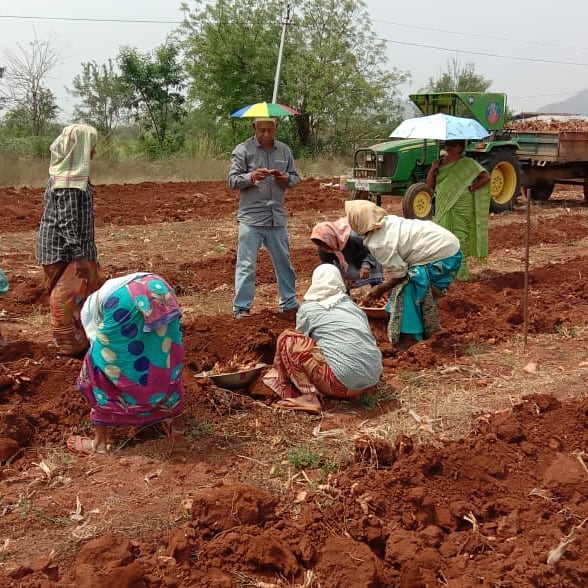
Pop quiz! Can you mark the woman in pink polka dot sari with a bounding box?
[67,272,184,455]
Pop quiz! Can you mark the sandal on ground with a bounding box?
[66,435,108,457]
[161,418,185,439]
[276,396,322,414]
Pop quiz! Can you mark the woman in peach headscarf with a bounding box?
[310,217,382,285]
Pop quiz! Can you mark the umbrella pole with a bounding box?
[523,187,531,352]
[272,4,292,103]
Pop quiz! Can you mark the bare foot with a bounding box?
[276,395,322,414]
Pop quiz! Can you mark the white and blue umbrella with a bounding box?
[390,113,490,141]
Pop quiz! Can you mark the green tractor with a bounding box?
[346,92,522,219]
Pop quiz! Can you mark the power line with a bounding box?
[371,18,588,52]
[380,37,588,67]
[0,14,182,25]
[4,13,587,54]
[2,13,588,67]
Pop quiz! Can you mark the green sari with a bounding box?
[433,157,491,280]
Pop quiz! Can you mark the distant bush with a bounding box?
[183,132,226,159]
[0,135,54,159]
[0,128,351,175]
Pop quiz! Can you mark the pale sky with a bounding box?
[1,0,587,119]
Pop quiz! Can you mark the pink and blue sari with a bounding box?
[77,274,184,427]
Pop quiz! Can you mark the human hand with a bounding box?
[430,159,441,172]
[362,293,375,306]
[73,257,90,279]
[359,267,370,280]
[363,285,381,305]
[270,169,289,186]
[251,168,271,183]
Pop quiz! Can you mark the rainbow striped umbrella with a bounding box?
[230,101,299,118]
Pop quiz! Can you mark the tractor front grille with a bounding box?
[353,149,397,179]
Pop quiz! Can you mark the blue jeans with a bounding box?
[233,223,298,313]
[339,262,384,283]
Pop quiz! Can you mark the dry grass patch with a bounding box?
[232,569,319,588]
[364,328,588,445]
[0,154,349,189]
[12,305,51,331]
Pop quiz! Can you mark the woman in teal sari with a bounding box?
[427,140,491,281]
[345,200,462,347]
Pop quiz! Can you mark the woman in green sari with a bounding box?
[427,140,491,280]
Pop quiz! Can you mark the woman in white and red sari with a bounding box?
[263,264,382,414]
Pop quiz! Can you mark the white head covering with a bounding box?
[303,264,347,308]
[49,124,98,191]
[81,272,148,342]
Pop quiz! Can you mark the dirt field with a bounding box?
[0,178,587,587]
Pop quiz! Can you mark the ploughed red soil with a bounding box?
[0,179,587,587]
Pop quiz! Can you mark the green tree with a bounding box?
[179,0,408,153]
[0,38,60,135]
[117,42,187,150]
[424,57,491,93]
[283,0,408,150]
[180,0,283,118]
[68,59,131,136]
[2,89,59,137]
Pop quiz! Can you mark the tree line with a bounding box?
[0,0,490,160]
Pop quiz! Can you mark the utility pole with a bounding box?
[271,3,292,104]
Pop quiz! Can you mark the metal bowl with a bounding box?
[360,306,389,319]
[195,363,267,390]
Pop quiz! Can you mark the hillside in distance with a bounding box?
[538,88,588,115]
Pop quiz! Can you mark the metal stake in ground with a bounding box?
[523,187,531,352]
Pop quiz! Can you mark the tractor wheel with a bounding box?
[480,149,522,213]
[350,190,381,206]
[402,182,434,220]
[530,179,555,201]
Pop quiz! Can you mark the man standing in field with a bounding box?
[228,117,300,318]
